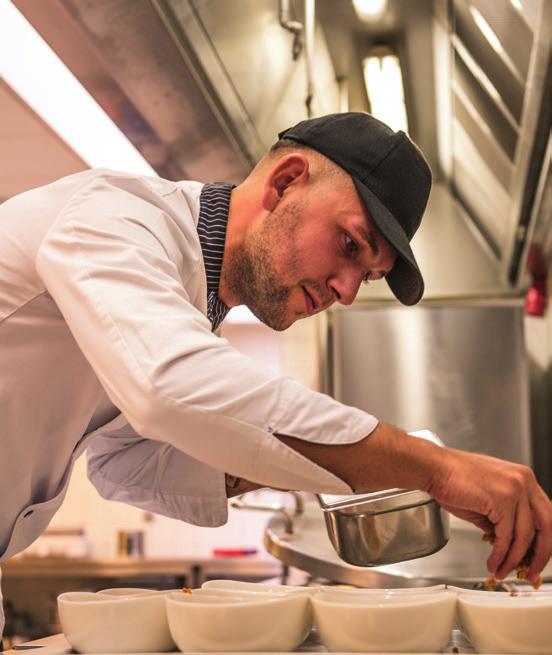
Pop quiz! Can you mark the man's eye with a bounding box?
[344,234,358,256]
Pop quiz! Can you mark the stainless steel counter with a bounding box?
[1,555,281,586]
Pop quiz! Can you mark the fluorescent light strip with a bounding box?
[363,54,408,133]
[352,0,387,21]
[0,0,157,176]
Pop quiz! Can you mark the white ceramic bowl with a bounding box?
[202,578,319,595]
[312,589,457,652]
[319,583,447,595]
[96,587,157,596]
[457,590,552,654]
[57,590,175,653]
[165,588,312,651]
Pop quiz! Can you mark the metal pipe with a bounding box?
[337,75,349,113]
[304,0,315,117]
[278,0,303,60]
[230,491,304,535]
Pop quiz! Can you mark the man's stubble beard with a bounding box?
[223,202,303,331]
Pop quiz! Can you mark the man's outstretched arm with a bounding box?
[275,422,552,583]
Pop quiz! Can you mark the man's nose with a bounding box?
[329,272,362,305]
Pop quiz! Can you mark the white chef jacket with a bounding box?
[0,168,379,564]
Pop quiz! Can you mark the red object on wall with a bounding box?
[525,276,547,316]
[212,548,258,557]
[525,244,548,317]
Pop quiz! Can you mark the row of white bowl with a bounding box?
[57,579,552,654]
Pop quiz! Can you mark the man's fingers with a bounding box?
[486,510,515,576]
[527,496,552,581]
[425,448,551,580]
[488,486,552,581]
[527,529,547,582]
[495,498,535,580]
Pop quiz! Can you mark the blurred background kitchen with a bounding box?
[0,0,550,647]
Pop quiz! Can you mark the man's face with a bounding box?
[226,181,397,331]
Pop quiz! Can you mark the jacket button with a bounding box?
[23,510,34,518]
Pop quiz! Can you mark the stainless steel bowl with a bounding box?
[317,489,450,567]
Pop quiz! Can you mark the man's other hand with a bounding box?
[426,448,552,582]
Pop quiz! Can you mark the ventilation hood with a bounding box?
[11,0,551,301]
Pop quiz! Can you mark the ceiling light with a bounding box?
[469,5,504,55]
[510,0,523,12]
[352,0,387,22]
[0,0,157,176]
[363,52,408,133]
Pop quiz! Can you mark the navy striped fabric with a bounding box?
[197,183,234,331]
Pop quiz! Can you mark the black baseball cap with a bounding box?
[278,112,431,305]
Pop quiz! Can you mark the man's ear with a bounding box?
[260,154,310,211]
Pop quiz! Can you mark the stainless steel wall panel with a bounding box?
[329,302,532,466]
[454,0,525,122]
[451,120,511,253]
[470,0,533,80]
[453,51,518,161]
[453,89,513,192]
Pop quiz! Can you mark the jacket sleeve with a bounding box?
[36,174,378,494]
[86,422,229,527]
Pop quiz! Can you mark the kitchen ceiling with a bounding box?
[0,77,86,200]
[3,0,551,294]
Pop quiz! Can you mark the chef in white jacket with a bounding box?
[1,113,550,637]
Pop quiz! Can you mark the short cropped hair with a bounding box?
[269,137,312,153]
[260,137,351,189]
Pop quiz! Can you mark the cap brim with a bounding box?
[352,177,424,306]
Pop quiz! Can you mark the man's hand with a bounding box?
[425,448,552,582]
[275,422,552,581]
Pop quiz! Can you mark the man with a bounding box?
[0,113,550,631]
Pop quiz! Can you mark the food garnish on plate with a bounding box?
[482,532,542,590]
